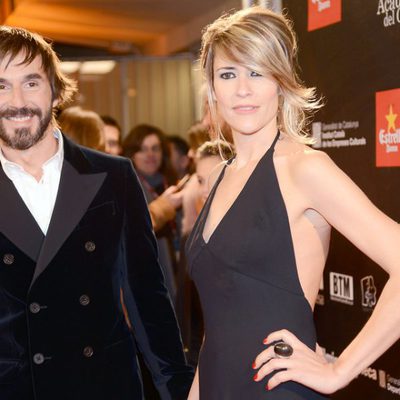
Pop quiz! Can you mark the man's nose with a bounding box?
[9,87,26,108]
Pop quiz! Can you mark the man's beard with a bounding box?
[0,106,53,150]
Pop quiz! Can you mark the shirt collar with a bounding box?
[0,129,64,179]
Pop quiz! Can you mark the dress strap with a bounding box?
[270,130,281,151]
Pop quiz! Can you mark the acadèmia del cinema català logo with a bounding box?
[376,88,400,167]
[308,0,342,31]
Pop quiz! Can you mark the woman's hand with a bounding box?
[252,329,349,394]
[160,185,183,209]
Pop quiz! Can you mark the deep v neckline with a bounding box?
[201,131,281,245]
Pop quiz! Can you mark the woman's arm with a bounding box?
[254,150,400,393]
[188,367,200,400]
[148,185,182,231]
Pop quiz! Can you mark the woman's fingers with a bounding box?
[263,329,299,347]
[253,329,306,370]
[251,330,341,394]
[253,357,294,381]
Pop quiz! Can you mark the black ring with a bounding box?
[274,342,293,358]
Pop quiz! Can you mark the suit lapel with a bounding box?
[0,167,44,261]
[30,137,106,288]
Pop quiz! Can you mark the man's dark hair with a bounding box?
[100,115,121,133]
[168,135,189,156]
[0,26,77,107]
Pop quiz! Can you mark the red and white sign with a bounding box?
[308,0,342,31]
[376,88,400,167]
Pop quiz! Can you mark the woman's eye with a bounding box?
[220,72,235,79]
[250,71,262,77]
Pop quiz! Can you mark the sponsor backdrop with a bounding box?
[282,1,400,399]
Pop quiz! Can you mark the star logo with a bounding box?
[376,89,400,167]
[385,104,397,133]
[308,0,342,31]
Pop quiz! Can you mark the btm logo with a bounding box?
[361,276,377,309]
[329,272,354,305]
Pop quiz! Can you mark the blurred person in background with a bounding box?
[122,124,180,301]
[186,122,210,160]
[180,123,210,237]
[168,135,191,179]
[100,115,122,155]
[181,119,232,237]
[195,140,234,207]
[58,106,105,151]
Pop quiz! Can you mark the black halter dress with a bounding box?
[186,132,327,399]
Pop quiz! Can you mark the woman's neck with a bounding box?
[232,128,279,169]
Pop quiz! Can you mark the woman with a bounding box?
[186,7,400,399]
[122,124,180,300]
[181,123,210,237]
[58,106,105,151]
[195,140,234,205]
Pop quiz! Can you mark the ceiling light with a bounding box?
[80,61,116,75]
[60,61,81,74]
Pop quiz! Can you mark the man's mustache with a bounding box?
[0,107,42,119]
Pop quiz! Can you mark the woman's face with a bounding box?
[132,133,163,176]
[196,155,221,202]
[212,49,279,140]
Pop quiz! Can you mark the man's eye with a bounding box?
[26,81,38,88]
[220,72,235,79]
[0,84,7,90]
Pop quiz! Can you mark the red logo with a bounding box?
[308,0,342,31]
[376,89,400,167]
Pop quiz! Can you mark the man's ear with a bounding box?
[52,97,59,108]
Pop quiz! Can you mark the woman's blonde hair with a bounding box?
[200,6,321,144]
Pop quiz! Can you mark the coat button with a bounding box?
[29,302,41,314]
[79,295,90,306]
[3,254,14,265]
[84,241,96,252]
[83,346,94,358]
[33,353,45,365]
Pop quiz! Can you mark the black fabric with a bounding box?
[186,132,327,399]
[0,135,193,400]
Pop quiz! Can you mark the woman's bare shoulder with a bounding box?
[275,135,333,175]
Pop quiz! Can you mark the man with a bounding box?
[100,115,122,155]
[167,135,191,180]
[0,26,193,400]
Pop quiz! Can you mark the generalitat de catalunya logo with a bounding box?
[376,88,400,167]
[308,0,342,31]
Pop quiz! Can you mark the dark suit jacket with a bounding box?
[0,136,193,400]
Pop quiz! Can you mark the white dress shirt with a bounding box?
[0,130,64,235]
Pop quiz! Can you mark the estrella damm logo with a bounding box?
[308,0,342,31]
[376,88,400,167]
